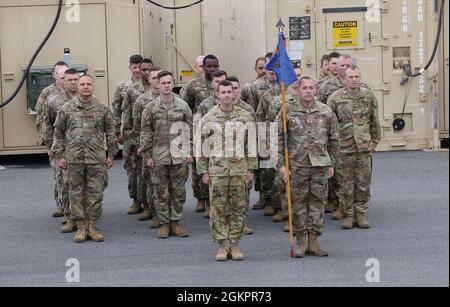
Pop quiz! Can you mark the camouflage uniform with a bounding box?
[52,97,119,221]
[199,96,255,119]
[197,105,258,244]
[133,90,159,214]
[122,82,151,204]
[327,87,381,217]
[268,93,297,216]
[318,76,371,105]
[277,98,339,236]
[239,80,256,105]
[36,84,62,146]
[245,76,278,112]
[318,76,371,209]
[181,77,214,203]
[314,75,328,92]
[256,85,282,210]
[140,96,193,225]
[44,90,74,215]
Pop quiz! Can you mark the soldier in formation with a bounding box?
[197,80,257,261]
[52,75,119,243]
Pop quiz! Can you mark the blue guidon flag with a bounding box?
[265,32,298,87]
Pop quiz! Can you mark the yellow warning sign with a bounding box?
[333,21,358,47]
[181,70,194,77]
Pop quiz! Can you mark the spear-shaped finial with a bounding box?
[276,18,285,32]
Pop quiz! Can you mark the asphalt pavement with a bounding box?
[0,151,448,287]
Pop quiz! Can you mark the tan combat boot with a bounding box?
[243,224,254,235]
[356,213,370,229]
[195,200,206,213]
[61,219,76,233]
[331,210,344,220]
[170,221,189,238]
[263,200,275,216]
[52,207,64,218]
[325,198,337,213]
[87,220,104,242]
[307,232,328,257]
[203,204,211,219]
[127,200,142,215]
[149,215,161,229]
[74,220,86,243]
[252,195,264,210]
[229,244,244,261]
[283,222,290,233]
[294,234,307,258]
[216,241,229,262]
[158,223,170,239]
[272,210,285,222]
[62,214,69,225]
[342,216,354,229]
[138,202,152,221]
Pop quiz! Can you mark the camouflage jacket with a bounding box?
[132,90,159,144]
[43,90,75,150]
[327,87,381,153]
[269,92,297,123]
[247,76,278,111]
[197,95,219,118]
[35,84,62,145]
[112,78,138,135]
[181,76,214,113]
[235,99,255,120]
[140,95,193,166]
[318,76,370,104]
[277,98,340,169]
[198,96,255,120]
[314,75,329,92]
[52,97,119,164]
[197,105,258,177]
[256,84,282,122]
[240,79,256,104]
[121,82,151,142]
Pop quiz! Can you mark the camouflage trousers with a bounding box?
[290,166,328,236]
[209,176,247,244]
[191,160,209,202]
[260,167,274,202]
[50,157,69,214]
[273,170,286,212]
[328,175,339,203]
[122,139,137,200]
[336,152,373,217]
[142,162,156,213]
[67,163,108,221]
[151,164,189,224]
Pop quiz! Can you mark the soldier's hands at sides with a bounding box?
[186,156,193,164]
[245,171,254,184]
[106,158,114,169]
[147,159,155,169]
[48,151,54,158]
[57,158,68,170]
[137,148,144,157]
[202,173,210,186]
[117,133,124,145]
[280,167,289,184]
[327,167,334,179]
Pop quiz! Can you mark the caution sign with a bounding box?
[181,70,194,77]
[333,21,358,47]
